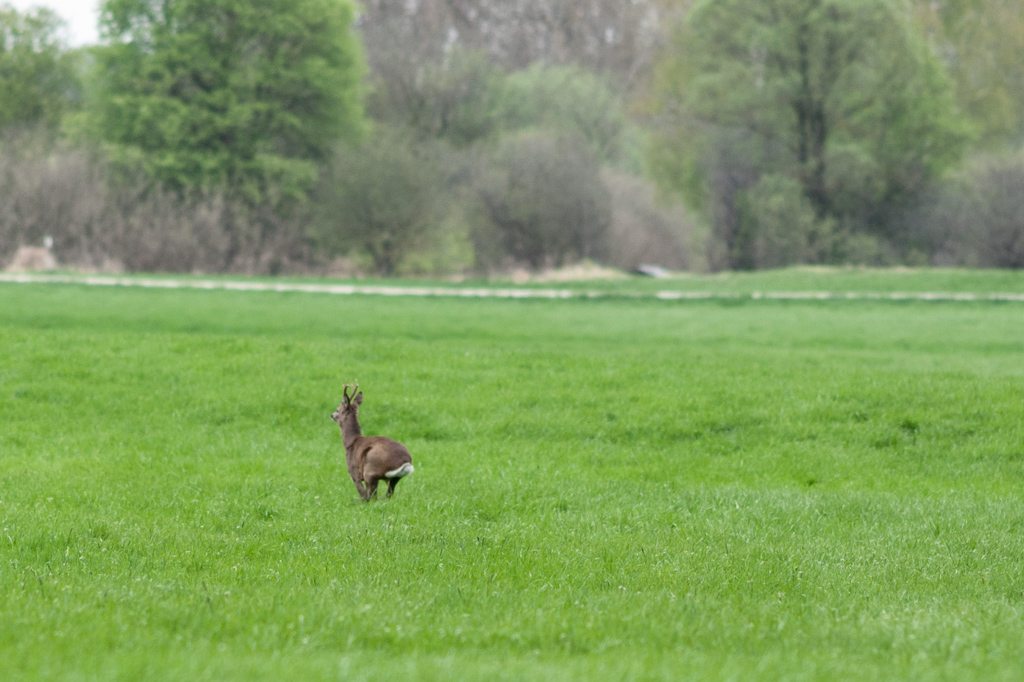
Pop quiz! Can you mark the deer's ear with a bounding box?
[353,391,363,406]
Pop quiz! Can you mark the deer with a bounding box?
[331,383,414,501]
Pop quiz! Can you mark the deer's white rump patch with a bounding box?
[384,463,414,479]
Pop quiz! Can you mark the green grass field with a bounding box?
[2,274,1024,680]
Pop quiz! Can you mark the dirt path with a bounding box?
[3,272,1024,302]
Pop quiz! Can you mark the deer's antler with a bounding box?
[343,383,351,402]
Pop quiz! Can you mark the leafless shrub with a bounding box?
[5,245,57,272]
[358,0,665,93]
[910,151,1024,268]
[105,187,232,273]
[367,48,501,149]
[0,144,107,267]
[601,169,695,271]
[0,141,310,274]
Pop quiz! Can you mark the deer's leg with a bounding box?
[353,478,369,501]
[365,476,380,500]
[349,463,369,501]
[386,478,399,498]
[350,471,370,501]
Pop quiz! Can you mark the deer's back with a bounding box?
[355,436,412,478]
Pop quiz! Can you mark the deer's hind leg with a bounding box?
[351,476,369,501]
[386,478,400,498]
[365,475,381,500]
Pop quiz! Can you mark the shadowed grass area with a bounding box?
[2,281,1023,680]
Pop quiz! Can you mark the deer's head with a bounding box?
[331,382,363,425]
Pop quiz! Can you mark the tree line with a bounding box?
[0,0,1021,275]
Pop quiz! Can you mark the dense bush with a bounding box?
[311,128,458,276]
[475,132,611,269]
[732,175,832,270]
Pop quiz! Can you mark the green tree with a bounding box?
[651,0,969,267]
[0,4,79,132]
[495,63,635,167]
[911,0,1024,149]
[89,0,365,203]
[477,132,611,269]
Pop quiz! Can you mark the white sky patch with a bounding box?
[6,0,100,46]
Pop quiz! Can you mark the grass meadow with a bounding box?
[2,274,1024,680]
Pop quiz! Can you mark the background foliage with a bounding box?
[0,0,1022,274]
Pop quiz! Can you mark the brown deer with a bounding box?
[331,383,414,501]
